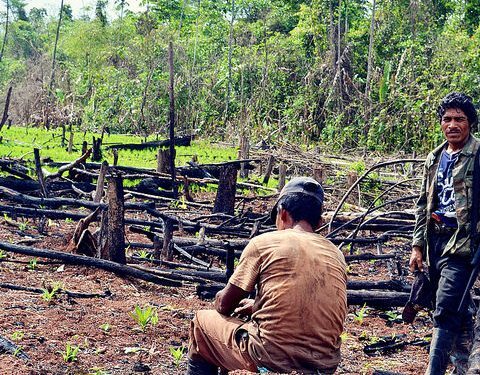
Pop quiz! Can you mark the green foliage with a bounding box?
[354,303,368,325]
[41,281,63,302]
[1,0,479,153]
[11,330,24,341]
[27,258,38,270]
[99,323,111,333]
[61,342,80,363]
[129,305,159,331]
[0,250,7,259]
[169,345,186,366]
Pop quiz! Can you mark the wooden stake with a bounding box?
[278,163,286,190]
[93,161,109,203]
[67,124,74,153]
[33,148,48,198]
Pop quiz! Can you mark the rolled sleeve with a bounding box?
[228,241,261,292]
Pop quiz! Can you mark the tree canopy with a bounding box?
[0,0,479,152]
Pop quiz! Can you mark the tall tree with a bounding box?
[95,0,108,26]
[49,0,64,97]
[0,0,9,62]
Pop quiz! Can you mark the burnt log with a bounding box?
[0,241,181,287]
[105,135,192,151]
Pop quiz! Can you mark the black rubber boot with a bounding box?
[186,356,219,375]
[451,321,474,375]
[425,328,457,375]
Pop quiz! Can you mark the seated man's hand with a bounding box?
[233,298,255,318]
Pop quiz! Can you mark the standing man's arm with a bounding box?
[410,162,430,272]
[215,283,249,316]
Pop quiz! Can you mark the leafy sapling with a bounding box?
[170,345,186,367]
[130,305,158,331]
[61,342,79,362]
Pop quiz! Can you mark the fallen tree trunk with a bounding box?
[0,334,29,360]
[104,135,192,150]
[0,282,111,299]
[0,242,181,287]
[196,282,411,305]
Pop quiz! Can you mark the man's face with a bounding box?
[441,108,470,149]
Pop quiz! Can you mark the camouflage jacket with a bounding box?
[412,134,480,262]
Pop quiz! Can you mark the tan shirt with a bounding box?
[229,229,347,373]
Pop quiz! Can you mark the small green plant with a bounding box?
[0,249,7,259]
[385,310,402,322]
[130,305,158,331]
[137,250,152,260]
[61,342,79,362]
[18,222,28,231]
[170,345,186,366]
[11,331,24,341]
[89,368,110,375]
[100,323,111,333]
[354,303,368,325]
[27,258,38,270]
[65,218,73,223]
[41,281,63,302]
[340,332,348,342]
[13,345,23,357]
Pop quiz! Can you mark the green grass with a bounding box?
[0,126,237,169]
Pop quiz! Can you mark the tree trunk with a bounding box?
[49,0,64,96]
[0,86,12,131]
[223,0,236,137]
[168,41,178,198]
[98,175,126,264]
[0,0,9,63]
[213,164,238,215]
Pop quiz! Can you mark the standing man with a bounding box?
[187,177,347,374]
[410,92,480,374]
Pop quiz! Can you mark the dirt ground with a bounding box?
[0,214,433,375]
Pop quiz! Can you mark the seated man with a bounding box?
[187,177,348,374]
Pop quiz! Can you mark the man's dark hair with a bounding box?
[276,193,323,230]
[437,92,478,131]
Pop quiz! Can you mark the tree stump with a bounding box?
[263,155,275,185]
[92,137,103,162]
[112,148,118,166]
[213,164,239,215]
[157,147,172,174]
[161,219,174,261]
[313,165,324,183]
[98,175,126,264]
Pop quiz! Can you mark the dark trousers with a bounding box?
[428,233,474,332]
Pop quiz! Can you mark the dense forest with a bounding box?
[0,0,479,152]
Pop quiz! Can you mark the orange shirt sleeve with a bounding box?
[228,240,261,292]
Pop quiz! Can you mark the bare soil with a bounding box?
[0,215,432,375]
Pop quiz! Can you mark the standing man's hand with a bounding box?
[409,246,424,272]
